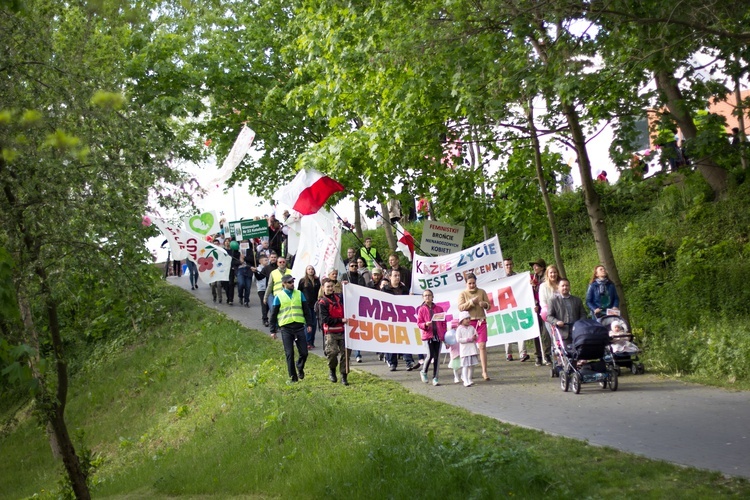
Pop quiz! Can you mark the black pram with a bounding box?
[551,319,619,394]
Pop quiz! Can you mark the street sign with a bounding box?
[420,220,465,255]
[227,219,268,241]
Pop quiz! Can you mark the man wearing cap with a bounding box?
[367,267,385,289]
[270,274,313,382]
[529,258,550,366]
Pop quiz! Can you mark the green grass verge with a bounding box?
[1,285,748,499]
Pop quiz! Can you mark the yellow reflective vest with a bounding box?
[271,267,292,296]
[277,290,305,326]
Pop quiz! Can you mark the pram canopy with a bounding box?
[571,319,610,359]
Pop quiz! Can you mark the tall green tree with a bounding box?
[1,1,196,496]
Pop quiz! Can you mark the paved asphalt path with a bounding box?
[171,276,750,479]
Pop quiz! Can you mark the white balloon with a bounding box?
[444,329,457,346]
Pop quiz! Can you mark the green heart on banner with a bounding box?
[189,213,215,236]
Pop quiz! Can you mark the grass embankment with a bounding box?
[1,285,748,499]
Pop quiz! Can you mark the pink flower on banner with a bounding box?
[197,256,214,272]
[142,215,152,227]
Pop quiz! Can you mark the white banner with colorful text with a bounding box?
[410,235,505,294]
[344,272,537,354]
[153,218,232,284]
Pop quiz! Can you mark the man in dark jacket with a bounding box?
[270,275,313,382]
[546,279,587,340]
[381,270,416,371]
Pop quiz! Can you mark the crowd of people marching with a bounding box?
[167,214,620,386]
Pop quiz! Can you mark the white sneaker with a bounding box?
[454,377,461,384]
[432,378,439,386]
[420,371,428,383]
[463,381,474,387]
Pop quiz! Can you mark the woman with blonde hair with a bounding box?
[538,265,560,362]
[298,265,321,349]
[457,273,492,381]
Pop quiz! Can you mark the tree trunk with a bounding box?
[655,70,728,194]
[734,76,748,170]
[526,99,567,278]
[18,289,91,500]
[353,198,364,238]
[380,200,397,251]
[466,134,490,240]
[561,101,629,324]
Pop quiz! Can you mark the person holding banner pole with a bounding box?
[417,290,447,386]
[253,255,270,326]
[457,273,492,381]
[318,281,350,385]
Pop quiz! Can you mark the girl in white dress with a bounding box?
[456,311,479,387]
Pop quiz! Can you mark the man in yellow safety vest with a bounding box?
[270,274,313,382]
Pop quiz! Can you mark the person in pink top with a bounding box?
[417,290,447,386]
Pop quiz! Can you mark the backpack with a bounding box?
[319,294,344,334]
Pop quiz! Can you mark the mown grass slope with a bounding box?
[1,285,748,498]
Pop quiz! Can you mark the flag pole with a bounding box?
[366,206,436,257]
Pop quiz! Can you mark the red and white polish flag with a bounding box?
[274,168,345,216]
[394,221,415,261]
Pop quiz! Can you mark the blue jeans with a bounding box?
[386,353,415,368]
[237,273,252,304]
[306,309,317,346]
[186,261,198,287]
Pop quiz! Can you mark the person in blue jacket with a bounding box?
[586,265,619,318]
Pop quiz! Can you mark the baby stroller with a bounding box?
[598,315,645,375]
[550,319,618,394]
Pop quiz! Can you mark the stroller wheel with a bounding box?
[560,371,569,392]
[631,364,639,375]
[572,373,581,394]
[551,366,557,378]
[609,370,619,391]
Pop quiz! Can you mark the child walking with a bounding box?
[456,311,479,387]
[449,339,462,384]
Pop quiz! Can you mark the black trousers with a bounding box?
[281,324,308,380]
